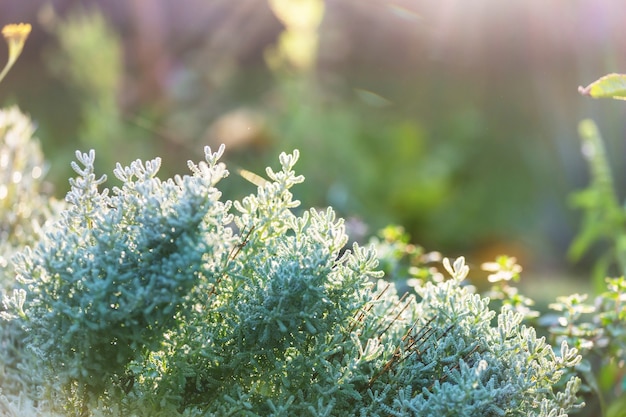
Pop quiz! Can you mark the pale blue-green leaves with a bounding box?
[10,146,232,398]
[4,145,584,416]
[442,256,469,282]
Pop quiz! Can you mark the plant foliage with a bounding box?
[1,144,584,416]
[578,74,626,101]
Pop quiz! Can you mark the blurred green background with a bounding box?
[1,0,626,290]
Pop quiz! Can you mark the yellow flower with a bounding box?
[3,23,32,56]
[0,23,32,83]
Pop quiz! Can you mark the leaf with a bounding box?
[237,167,268,187]
[578,73,626,100]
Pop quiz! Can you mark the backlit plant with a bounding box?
[2,145,584,416]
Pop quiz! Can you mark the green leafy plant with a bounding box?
[1,145,584,416]
[568,119,626,290]
[551,80,626,414]
[539,277,626,417]
[578,74,626,101]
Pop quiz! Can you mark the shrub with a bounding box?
[2,145,583,416]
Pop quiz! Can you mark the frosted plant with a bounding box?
[2,146,583,416]
[0,106,54,280]
[364,257,583,417]
[0,107,60,413]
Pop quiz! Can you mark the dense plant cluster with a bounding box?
[0,106,54,281]
[0,107,59,415]
[1,142,584,416]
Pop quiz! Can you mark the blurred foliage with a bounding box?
[47,9,123,147]
[0,23,31,83]
[40,7,156,188]
[569,119,626,292]
[261,78,456,238]
[368,225,442,290]
[0,108,52,268]
[0,19,54,287]
[0,2,581,261]
[562,111,626,415]
[579,73,626,101]
[266,0,324,72]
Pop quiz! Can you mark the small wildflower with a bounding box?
[0,23,32,83]
[2,24,32,58]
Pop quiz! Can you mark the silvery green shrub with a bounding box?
[0,107,60,415]
[2,145,583,416]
